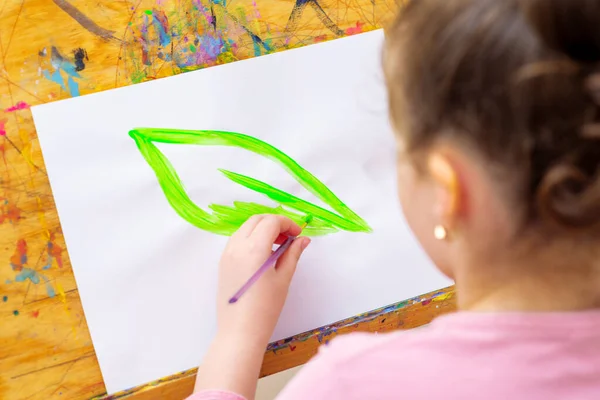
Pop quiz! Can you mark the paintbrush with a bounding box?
[229,215,313,304]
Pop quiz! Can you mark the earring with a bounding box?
[434,225,448,240]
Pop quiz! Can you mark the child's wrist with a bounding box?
[213,331,269,355]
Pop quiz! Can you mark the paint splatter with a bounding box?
[15,267,41,284]
[31,310,40,318]
[41,46,82,97]
[2,295,7,302]
[13,310,19,316]
[345,21,364,35]
[0,199,22,225]
[73,48,88,72]
[10,239,28,272]
[8,239,56,298]
[43,69,66,90]
[51,46,81,77]
[43,236,64,270]
[46,282,56,297]
[0,119,7,137]
[125,2,287,81]
[66,76,80,97]
[5,101,30,112]
[141,9,171,52]
[432,292,453,302]
[152,10,170,47]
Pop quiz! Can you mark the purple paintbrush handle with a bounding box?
[228,236,296,303]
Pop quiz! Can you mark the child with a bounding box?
[189,0,600,398]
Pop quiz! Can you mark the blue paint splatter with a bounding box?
[153,15,171,47]
[250,35,271,57]
[42,46,82,97]
[2,295,7,302]
[43,70,66,90]
[46,282,56,298]
[200,35,225,59]
[252,40,261,57]
[12,268,56,298]
[15,268,41,284]
[67,76,80,97]
[59,62,82,79]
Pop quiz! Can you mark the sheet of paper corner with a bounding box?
[31,29,452,394]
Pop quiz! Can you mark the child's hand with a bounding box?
[215,215,311,347]
[195,217,310,396]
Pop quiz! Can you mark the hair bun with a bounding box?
[537,160,600,232]
[524,0,600,231]
[525,0,600,63]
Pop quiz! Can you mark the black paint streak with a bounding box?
[286,0,344,37]
[72,48,88,72]
[51,46,66,66]
[286,0,309,34]
[210,3,217,30]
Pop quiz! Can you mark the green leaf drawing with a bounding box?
[129,128,372,236]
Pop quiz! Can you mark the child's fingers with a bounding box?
[250,215,301,244]
[233,214,266,239]
[275,237,311,283]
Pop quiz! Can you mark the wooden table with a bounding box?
[0,1,456,399]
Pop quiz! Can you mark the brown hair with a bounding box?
[384,0,600,234]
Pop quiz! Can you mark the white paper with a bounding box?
[32,30,452,394]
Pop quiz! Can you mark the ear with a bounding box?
[427,152,461,230]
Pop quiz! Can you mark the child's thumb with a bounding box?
[276,237,311,282]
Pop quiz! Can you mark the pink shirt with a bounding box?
[189,311,600,400]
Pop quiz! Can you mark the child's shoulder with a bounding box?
[279,312,600,399]
[319,320,446,365]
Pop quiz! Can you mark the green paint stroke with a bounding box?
[129,128,372,236]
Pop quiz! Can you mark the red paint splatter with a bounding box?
[141,38,150,66]
[5,101,30,112]
[0,118,7,136]
[345,21,364,36]
[289,345,296,352]
[10,239,28,272]
[421,299,432,306]
[314,35,327,43]
[0,199,22,225]
[31,310,40,318]
[47,233,64,268]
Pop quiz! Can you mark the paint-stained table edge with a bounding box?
[95,286,456,399]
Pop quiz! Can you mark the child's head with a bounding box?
[384,0,600,287]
